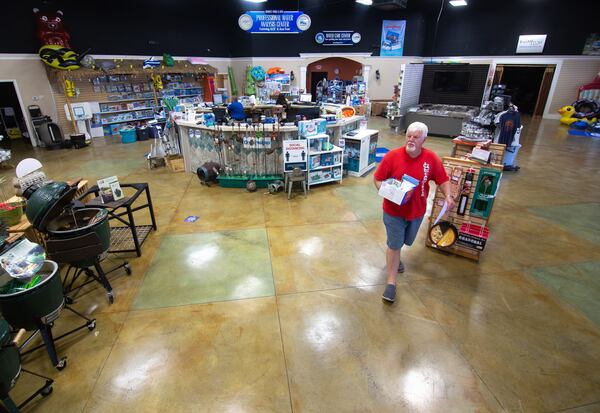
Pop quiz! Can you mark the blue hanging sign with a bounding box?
[315,31,362,46]
[380,20,406,56]
[238,10,311,34]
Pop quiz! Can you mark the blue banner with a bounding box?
[380,20,406,56]
[238,11,311,34]
[315,31,362,46]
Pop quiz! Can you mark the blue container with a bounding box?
[504,144,521,166]
[376,147,389,162]
[120,128,137,144]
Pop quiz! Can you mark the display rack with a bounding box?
[342,129,378,177]
[44,60,217,136]
[451,139,506,165]
[426,156,504,261]
[306,133,343,187]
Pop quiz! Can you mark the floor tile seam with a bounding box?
[405,267,520,285]
[163,173,195,229]
[264,218,361,230]
[404,281,508,412]
[128,293,277,314]
[81,308,133,413]
[520,268,600,336]
[357,219,388,256]
[273,294,295,412]
[527,201,600,210]
[546,399,600,413]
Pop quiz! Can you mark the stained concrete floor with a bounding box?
[2,116,600,412]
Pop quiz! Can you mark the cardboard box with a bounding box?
[378,175,419,206]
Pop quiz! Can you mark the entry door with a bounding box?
[310,72,328,102]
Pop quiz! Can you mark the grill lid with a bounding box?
[25,182,78,231]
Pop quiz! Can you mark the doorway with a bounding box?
[493,65,555,116]
[0,81,28,141]
[306,57,363,101]
[310,72,327,102]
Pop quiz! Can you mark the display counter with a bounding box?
[176,116,364,176]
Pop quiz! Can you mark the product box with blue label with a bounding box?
[313,118,327,134]
[298,120,317,137]
[378,174,420,206]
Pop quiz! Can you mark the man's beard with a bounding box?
[406,143,417,153]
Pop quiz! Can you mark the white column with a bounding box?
[300,66,307,93]
[362,65,371,95]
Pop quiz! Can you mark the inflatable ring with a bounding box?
[572,99,600,120]
[341,106,355,118]
[267,67,284,75]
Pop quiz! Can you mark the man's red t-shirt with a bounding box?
[374,146,449,220]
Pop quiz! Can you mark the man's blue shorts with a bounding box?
[383,212,424,250]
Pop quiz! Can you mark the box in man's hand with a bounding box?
[378,174,419,206]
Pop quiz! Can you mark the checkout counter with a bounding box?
[176,115,364,175]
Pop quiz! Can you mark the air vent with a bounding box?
[373,0,408,10]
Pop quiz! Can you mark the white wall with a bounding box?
[546,59,600,115]
[0,55,57,141]
[2,54,599,124]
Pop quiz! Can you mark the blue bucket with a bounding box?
[376,147,389,163]
[120,128,137,144]
[504,144,521,166]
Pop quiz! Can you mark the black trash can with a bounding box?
[137,126,150,141]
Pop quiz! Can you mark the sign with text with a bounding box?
[283,139,308,171]
[315,31,361,46]
[238,11,311,34]
[516,34,547,54]
[380,20,406,56]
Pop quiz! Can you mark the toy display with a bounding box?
[558,99,600,125]
[33,8,87,70]
[568,120,600,138]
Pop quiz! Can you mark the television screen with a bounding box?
[433,71,471,92]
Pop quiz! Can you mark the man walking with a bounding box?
[374,122,455,303]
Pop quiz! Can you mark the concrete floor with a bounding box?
[2,116,600,412]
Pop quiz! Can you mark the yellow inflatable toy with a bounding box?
[558,102,599,125]
[39,44,82,70]
[558,105,578,125]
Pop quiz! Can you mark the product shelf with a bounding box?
[102,116,162,126]
[310,148,343,155]
[99,106,162,115]
[308,177,341,186]
[98,97,156,104]
[311,163,343,171]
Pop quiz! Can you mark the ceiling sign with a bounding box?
[315,31,362,46]
[516,34,547,54]
[238,10,311,34]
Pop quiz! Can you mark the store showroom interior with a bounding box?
[0,0,599,412]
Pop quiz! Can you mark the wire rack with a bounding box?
[109,225,153,253]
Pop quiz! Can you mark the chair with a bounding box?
[286,167,307,199]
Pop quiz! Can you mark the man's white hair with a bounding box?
[406,122,428,138]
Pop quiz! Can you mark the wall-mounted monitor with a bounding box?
[433,71,471,92]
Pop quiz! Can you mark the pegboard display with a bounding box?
[451,139,506,165]
[426,156,503,261]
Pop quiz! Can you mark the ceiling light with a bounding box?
[356,0,373,5]
[244,0,267,3]
[449,0,468,6]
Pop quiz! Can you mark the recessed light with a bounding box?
[449,0,468,6]
[356,0,373,5]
